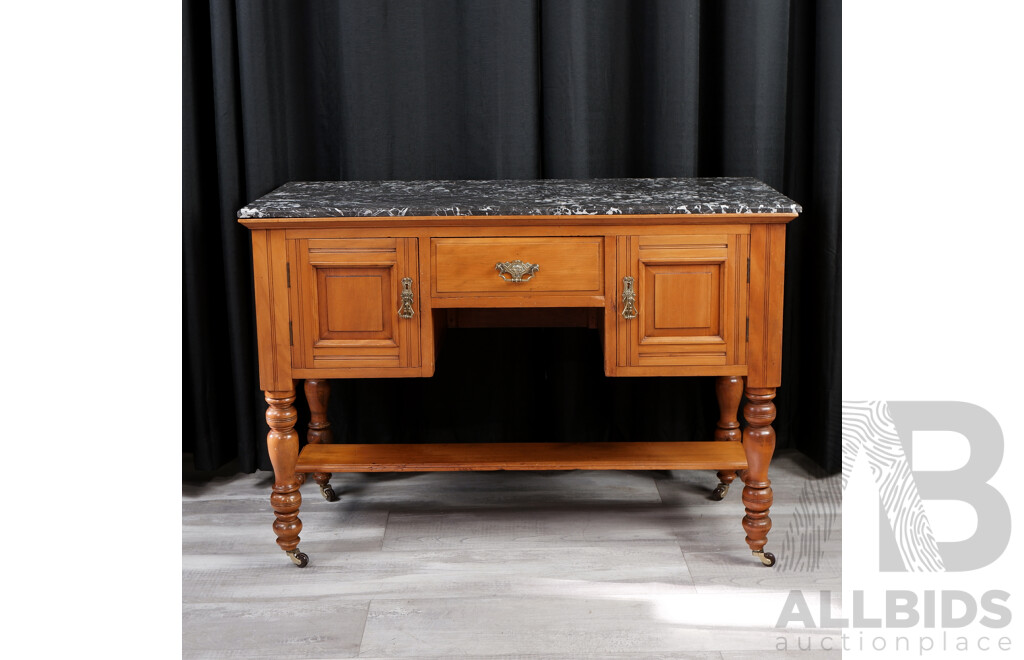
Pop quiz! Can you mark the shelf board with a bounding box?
[296,441,747,473]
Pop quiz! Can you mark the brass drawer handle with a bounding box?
[397,277,415,319]
[621,276,638,319]
[495,260,540,283]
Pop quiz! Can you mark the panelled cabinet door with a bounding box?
[618,234,746,368]
[289,237,420,370]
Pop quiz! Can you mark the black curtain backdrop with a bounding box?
[184,0,841,474]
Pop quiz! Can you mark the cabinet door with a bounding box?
[618,234,745,368]
[290,237,420,370]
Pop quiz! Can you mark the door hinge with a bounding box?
[286,263,291,288]
[288,321,293,346]
[746,257,750,283]
[745,317,749,342]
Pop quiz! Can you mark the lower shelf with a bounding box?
[295,441,748,473]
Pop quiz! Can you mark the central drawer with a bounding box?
[431,237,604,297]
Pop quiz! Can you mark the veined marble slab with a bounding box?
[238,177,801,219]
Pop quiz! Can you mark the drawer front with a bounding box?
[431,237,604,296]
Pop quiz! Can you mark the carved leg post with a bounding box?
[742,387,777,567]
[304,379,339,501]
[266,389,308,568]
[711,375,743,500]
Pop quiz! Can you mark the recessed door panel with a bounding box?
[319,269,390,337]
[647,265,719,336]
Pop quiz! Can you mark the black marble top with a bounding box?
[238,177,800,219]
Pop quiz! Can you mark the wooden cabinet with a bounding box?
[615,233,747,373]
[289,237,420,374]
[239,178,799,570]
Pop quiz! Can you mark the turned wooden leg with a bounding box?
[304,379,339,502]
[266,388,308,568]
[711,375,743,500]
[742,386,777,567]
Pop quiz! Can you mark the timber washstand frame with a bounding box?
[238,178,800,569]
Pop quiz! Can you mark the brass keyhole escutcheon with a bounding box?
[397,277,415,318]
[621,276,638,319]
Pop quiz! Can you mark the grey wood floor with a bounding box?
[183,451,842,659]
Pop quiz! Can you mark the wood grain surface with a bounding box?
[295,441,748,473]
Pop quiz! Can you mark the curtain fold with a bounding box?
[184,0,842,473]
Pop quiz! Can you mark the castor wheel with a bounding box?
[319,483,339,502]
[710,482,730,501]
[286,549,309,568]
[753,550,776,567]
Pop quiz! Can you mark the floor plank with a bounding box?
[185,543,697,603]
[357,597,837,657]
[355,655,721,660]
[683,550,842,594]
[722,652,839,659]
[182,600,369,659]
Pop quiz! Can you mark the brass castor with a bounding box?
[710,482,730,500]
[753,550,776,567]
[286,549,310,568]
[319,483,339,502]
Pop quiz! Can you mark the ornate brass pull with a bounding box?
[397,277,415,318]
[621,276,638,319]
[495,259,539,283]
